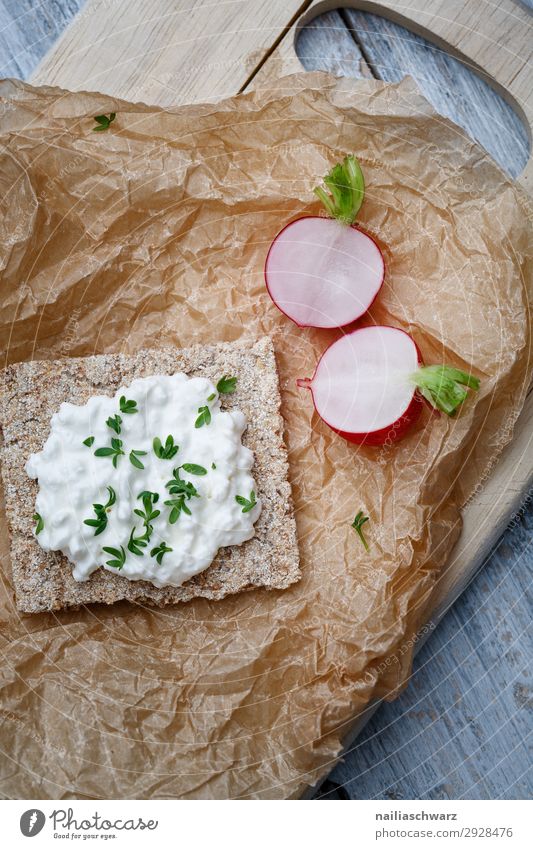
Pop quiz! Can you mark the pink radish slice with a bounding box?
[298,326,424,446]
[265,216,385,329]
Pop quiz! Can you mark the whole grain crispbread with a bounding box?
[0,336,300,613]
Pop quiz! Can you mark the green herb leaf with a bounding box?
[86,510,107,534]
[235,490,257,514]
[211,462,216,470]
[313,154,365,225]
[216,375,237,395]
[94,447,115,456]
[195,405,211,428]
[150,541,173,565]
[411,365,480,416]
[207,393,216,402]
[119,395,138,414]
[82,436,95,447]
[182,463,207,476]
[102,545,126,570]
[106,413,122,434]
[351,511,370,552]
[33,512,44,535]
[163,469,199,522]
[153,434,179,460]
[129,449,147,469]
[92,112,116,132]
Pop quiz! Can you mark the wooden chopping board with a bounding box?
[29,0,533,795]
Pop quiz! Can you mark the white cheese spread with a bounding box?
[26,373,261,588]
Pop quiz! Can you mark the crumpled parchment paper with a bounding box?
[0,72,531,799]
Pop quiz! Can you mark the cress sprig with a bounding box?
[93,113,116,132]
[84,486,117,536]
[235,490,256,513]
[164,495,192,524]
[164,465,205,523]
[134,491,160,543]
[153,435,179,460]
[94,437,125,468]
[165,465,206,496]
[119,395,138,414]
[106,414,122,435]
[351,510,370,551]
[103,545,126,570]
[195,405,211,428]
[129,448,147,469]
[150,541,173,565]
[127,526,149,556]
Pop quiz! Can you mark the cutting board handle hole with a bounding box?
[295,5,530,178]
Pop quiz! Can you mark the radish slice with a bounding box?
[265,216,385,328]
[298,326,480,446]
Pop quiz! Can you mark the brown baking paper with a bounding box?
[0,72,531,799]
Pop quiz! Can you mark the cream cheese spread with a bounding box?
[26,373,261,588]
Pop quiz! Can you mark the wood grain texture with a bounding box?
[0,0,530,799]
[254,0,533,190]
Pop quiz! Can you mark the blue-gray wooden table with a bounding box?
[0,0,531,801]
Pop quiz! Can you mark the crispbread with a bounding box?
[0,336,300,613]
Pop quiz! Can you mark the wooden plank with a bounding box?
[0,0,84,79]
[252,5,533,798]
[323,508,533,799]
[30,0,312,106]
